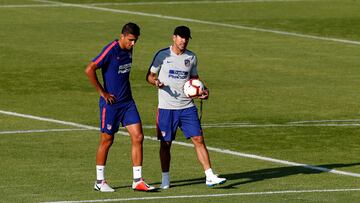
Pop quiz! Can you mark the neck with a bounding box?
[118,40,125,50]
[171,45,185,55]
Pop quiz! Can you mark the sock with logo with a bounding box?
[133,166,142,182]
[96,165,105,183]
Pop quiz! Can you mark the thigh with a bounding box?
[179,106,203,139]
[125,122,143,142]
[157,109,180,142]
[99,104,121,136]
[122,101,142,127]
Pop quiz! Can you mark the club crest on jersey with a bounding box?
[184,59,190,67]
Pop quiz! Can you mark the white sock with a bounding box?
[133,166,142,180]
[205,168,215,178]
[96,165,105,181]
[162,172,170,184]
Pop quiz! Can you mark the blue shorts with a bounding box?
[156,106,203,142]
[99,100,141,135]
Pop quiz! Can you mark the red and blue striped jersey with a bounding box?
[92,39,134,105]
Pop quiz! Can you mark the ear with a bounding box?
[120,34,125,40]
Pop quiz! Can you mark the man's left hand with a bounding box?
[198,89,209,100]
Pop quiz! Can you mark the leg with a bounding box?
[94,132,115,192]
[160,141,172,189]
[191,135,211,171]
[191,135,227,186]
[157,108,177,189]
[179,106,210,170]
[125,123,144,167]
[160,141,172,172]
[96,132,114,165]
[126,123,155,191]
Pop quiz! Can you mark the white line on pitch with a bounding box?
[41,188,360,203]
[0,0,304,8]
[169,139,360,178]
[85,0,302,6]
[0,110,97,130]
[0,128,90,135]
[288,119,360,124]
[142,123,360,129]
[30,0,360,46]
[0,4,64,8]
[1,109,360,178]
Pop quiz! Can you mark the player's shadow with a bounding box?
[218,162,360,189]
[147,162,360,189]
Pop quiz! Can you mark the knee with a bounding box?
[131,133,144,144]
[100,135,114,148]
[192,136,205,146]
[160,141,172,150]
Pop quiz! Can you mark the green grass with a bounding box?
[0,0,360,202]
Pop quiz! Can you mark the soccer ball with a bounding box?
[183,79,204,98]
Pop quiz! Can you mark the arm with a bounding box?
[146,69,164,88]
[85,62,115,104]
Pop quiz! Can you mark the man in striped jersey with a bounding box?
[85,22,154,192]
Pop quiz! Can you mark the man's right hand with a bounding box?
[155,79,164,88]
[101,92,116,104]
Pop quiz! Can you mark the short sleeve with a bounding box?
[149,49,168,74]
[92,41,117,68]
[190,55,198,77]
[150,55,163,74]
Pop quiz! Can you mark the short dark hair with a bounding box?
[122,22,140,36]
[173,26,191,39]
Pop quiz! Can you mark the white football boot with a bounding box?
[206,175,226,187]
[94,180,115,192]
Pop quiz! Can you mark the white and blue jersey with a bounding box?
[149,46,203,140]
[149,46,198,110]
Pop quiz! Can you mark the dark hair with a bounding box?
[173,26,191,39]
[122,22,140,36]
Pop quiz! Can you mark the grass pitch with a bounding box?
[0,0,360,202]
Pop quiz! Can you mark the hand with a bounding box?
[155,79,164,89]
[101,92,116,104]
[198,89,209,100]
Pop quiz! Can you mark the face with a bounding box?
[119,33,138,50]
[172,35,189,52]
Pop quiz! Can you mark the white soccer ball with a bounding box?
[183,79,204,98]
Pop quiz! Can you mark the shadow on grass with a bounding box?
[118,162,360,189]
[218,162,360,189]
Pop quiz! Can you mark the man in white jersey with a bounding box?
[146,26,226,189]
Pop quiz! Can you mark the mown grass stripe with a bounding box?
[41,188,360,203]
[1,109,360,178]
[29,0,360,46]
